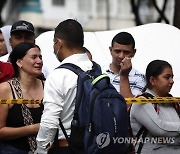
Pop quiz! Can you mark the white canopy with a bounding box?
[36,23,180,96]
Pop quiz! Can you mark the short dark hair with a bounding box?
[111,32,135,48]
[145,59,172,89]
[54,19,84,49]
[9,42,40,77]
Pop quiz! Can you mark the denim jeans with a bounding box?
[0,144,29,154]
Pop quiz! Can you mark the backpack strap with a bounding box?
[58,61,102,119]
[58,63,84,75]
[134,92,155,154]
[141,92,158,111]
[58,61,101,75]
[167,93,180,117]
[134,92,177,153]
[128,104,148,154]
[56,62,100,153]
[136,127,148,154]
[58,62,91,119]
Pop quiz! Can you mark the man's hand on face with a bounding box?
[119,57,132,76]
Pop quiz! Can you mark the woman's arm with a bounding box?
[131,103,180,137]
[0,82,40,140]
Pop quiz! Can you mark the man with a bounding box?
[9,20,35,49]
[0,30,7,57]
[0,20,46,80]
[105,32,146,98]
[0,20,36,62]
[0,25,12,59]
[35,19,92,154]
[1,20,35,82]
[0,26,11,57]
[0,26,14,82]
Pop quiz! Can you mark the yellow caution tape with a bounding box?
[0,97,180,104]
[125,97,180,105]
[0,99,41,104]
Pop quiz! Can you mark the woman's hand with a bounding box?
[30,123,40,135]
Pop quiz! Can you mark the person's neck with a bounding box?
[63,48,84,59]
[110,63,120,74]
[18,75,38,91]
[149,88,168,97]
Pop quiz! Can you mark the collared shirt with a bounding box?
[103,65,146,96]
[35,53,92,154]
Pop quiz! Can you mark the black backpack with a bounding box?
[57,62,129,154]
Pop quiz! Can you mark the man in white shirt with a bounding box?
[105,32,146,98]
[35,19,93,154]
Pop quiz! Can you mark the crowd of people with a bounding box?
[0,19,179,154]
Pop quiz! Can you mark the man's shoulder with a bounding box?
[101,63,111,74]
[0,54,9,62]
[130,67,145,77]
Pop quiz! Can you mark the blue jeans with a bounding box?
[0,144,28,154]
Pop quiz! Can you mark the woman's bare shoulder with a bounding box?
[0,82,12,99]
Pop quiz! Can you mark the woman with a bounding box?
[0,42,44,154]
[130,60,180,154]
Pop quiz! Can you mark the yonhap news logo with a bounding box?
[96,132,110,148]
[96,132,175,149]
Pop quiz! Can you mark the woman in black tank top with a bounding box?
[0,42,45,154]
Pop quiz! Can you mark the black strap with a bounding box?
[134,93,154,154]
[135,92,180,153]
[8,81,16,99]
[58,63,86,122]
[57,61,101,75]
[58,63,83,75]
[57,61,101,153]
[137,128,148,154]
[59,119,75,154]
[59,119,70,144]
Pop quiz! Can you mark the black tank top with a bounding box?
[3,81,44,151]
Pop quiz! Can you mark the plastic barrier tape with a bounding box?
[125,97,180,104]
[0,97,180,104]
[0,99,41,104]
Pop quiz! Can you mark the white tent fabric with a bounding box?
[36,23,180,96]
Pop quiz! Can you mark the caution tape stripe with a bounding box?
[0,99,41,104]
[125,97,180,104]
[0,97,180,104]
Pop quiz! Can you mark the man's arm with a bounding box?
[120,75,133,98]
[35,124,57,154]
[35,73,64,154]
[119,57,133,98]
